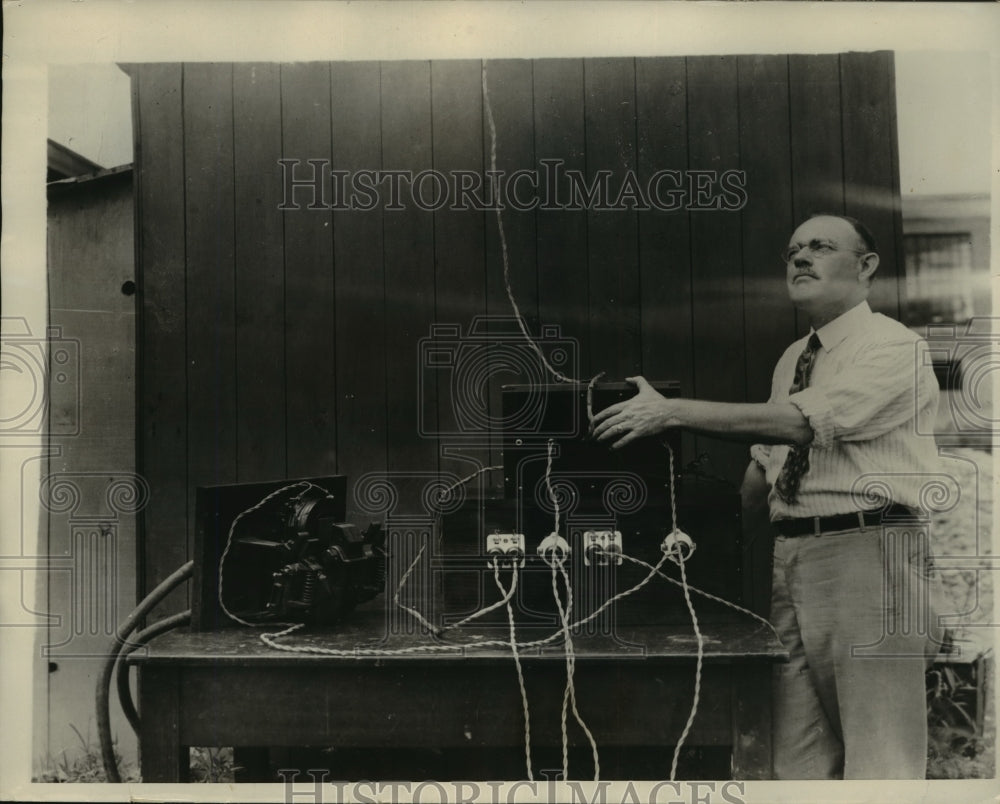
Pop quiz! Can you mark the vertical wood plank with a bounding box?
[330,61,387,519]
[183,62,237,501]
[737,55,797,404]
[282,62,339,478]
[840,51,903,319]
[884,53,905,320]
[381,61,437,515]
[481,59,537,495]
[635,59,693,387]
[736,54,794,615]
[431,60,490,481]
[789,54,845,219]
[584,58,641,381]
[483,60,538,333]
[233,64,287,480]
[789,54,845,338]
[135,63,188,599]
[687,55,746,485]
[635,56,696,470]
[533,59,590,378]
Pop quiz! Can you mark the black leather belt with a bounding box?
[773,504,916,537]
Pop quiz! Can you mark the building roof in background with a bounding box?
[47,162,134,202]
[47,138,104,182]
[902,193,990,222]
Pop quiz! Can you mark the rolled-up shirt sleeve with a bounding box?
[750,353,786,467]
[750,443,772,468]
[787,337,936,449]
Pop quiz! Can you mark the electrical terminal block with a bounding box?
[486,532,525,564]
[582,530,623,566]
[661,528,696,564]
[536,532,571,566]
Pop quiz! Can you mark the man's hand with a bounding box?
[590,376,680,450]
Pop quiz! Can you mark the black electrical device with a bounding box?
[192,476,386,630]
[501,381,683,505]
[436,381,743,629]
[439,477,742,629]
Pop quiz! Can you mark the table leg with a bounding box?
[138,665,189,782]
[731,664,773,780]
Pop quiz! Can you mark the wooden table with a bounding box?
[131,607,787,782]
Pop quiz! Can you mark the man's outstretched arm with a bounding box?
[591,376,812,450]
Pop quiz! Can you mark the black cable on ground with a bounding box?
[115,609,192,735]
[97,561,194,783]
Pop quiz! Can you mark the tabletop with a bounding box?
[129,605,789,666]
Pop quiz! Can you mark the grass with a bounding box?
[925,446,995,779]
[33,723,139,784]
[33,729,235,784]
[189,747,239,782]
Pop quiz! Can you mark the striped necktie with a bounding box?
[774,332,822,505]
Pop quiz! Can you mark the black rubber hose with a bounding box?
[97,561,194,783]
[115,609,192,735]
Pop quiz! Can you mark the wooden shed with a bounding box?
[122,53,904,612]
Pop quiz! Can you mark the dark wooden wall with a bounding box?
[126,54,903,599]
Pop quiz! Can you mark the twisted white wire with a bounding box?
[441,555,520,633]
[543,438,601,781]
[553,561,601,781]
[493,559,534,781]
[669,543,702,781]
[617,552,778,635]
[660,442,702,780]
[433,464,504,509]
[483,60,576,385]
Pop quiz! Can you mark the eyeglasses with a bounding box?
[781,239,870,263]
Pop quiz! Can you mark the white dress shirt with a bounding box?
[751,300,941,521]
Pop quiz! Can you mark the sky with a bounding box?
[48,63,133,169]
[47,51,993,196]
[895,50,992,197]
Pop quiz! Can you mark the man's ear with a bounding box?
[858,252,879,285]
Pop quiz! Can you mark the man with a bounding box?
[591,214,946,779]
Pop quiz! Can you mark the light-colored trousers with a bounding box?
[770,525,948,779]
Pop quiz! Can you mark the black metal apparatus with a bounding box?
[101,476,387,782]
[193,477,386,629]
[438,382,744,629]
